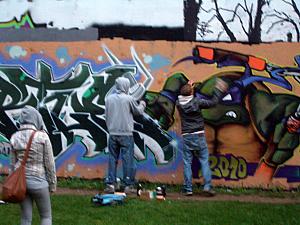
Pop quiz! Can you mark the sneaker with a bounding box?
[182,190,193,196]
[124,185,137,195]
[104,184,115,194]
[202,189,216,197]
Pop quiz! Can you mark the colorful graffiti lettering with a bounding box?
[210,155,247,180]
[193,154,248,180]
[0,45,175,168]
[0,12,35,29]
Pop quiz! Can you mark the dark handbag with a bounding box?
[2,130,36,203]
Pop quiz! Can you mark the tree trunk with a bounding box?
[248,0,266,43]
[184,0,201,41]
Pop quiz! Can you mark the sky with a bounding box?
[198,0,300,42]
[0,0,299,42]
[0,0,184,29]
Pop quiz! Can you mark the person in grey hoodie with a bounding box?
[10,105,56,225]
[105,77,146,193]
[176,78,228,196]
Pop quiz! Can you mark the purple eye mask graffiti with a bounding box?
[195,85,242,105]
[175,46,300,91]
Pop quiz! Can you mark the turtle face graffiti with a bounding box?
[145,45,300,183]
[192,74,264,162]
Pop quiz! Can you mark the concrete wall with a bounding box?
[0,0,299,189]
[0,39,299,189]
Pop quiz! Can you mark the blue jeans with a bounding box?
[182,133,212,192]
[106,135,135,186]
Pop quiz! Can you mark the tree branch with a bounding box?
[266,11,300,41]
[213,0,236,41]
[282,0,300,20]
[291,0,300,19]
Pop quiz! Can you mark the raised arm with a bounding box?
[195,78,228,109]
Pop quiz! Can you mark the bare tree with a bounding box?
[184,0,202,41]
[265,0,300,42]
[221,0,270,43]
[200,0,270,43]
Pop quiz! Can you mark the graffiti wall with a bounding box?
[0,39,299,189]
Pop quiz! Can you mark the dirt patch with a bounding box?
[54,187,300,204]
[1,183,299,204]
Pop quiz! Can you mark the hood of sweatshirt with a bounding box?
[18,105,45,130]
[178,95,193,105]
[115,77,130,94]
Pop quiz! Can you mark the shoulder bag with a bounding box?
[1,130,37,203]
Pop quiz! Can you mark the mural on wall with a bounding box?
[0,40,299,189]
[0,43,177,179]
[145,45,300,184]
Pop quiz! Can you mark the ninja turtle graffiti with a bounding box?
[143,46,300,183]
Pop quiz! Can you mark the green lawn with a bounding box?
[1,195,299,225]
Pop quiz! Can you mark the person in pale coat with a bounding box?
[10,105,56,225]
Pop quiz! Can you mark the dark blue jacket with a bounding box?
[176,90,222,134]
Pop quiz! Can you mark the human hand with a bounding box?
[188,80,194,86]
[215,78,228,93]
[286,115,300,133]
[49,186,56,193]
[140,100,146,108]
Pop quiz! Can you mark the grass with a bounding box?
[1,177,300,225]
[0,195,299,225]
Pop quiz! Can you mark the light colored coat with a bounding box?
[10,106,56,192]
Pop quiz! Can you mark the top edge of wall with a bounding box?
[0,26,185,42]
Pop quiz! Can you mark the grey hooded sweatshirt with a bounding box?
[105,77,146,136]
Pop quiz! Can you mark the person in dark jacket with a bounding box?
[176,78,228,196]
